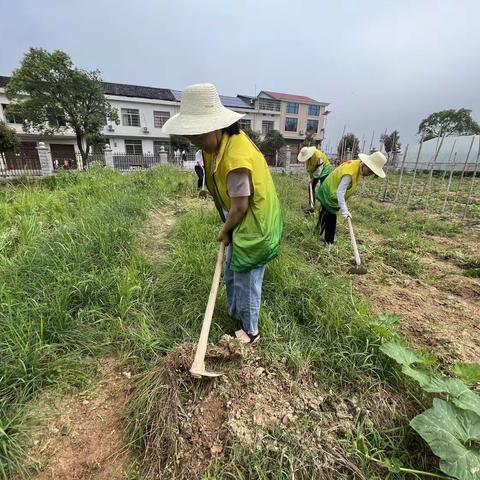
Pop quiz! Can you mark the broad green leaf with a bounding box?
[401,365,433,388]
[380,341,425,367]
[411,399,480,480]
[454,363,480,385]
[401,367,480,417]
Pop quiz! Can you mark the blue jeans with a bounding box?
[224,244,266,335]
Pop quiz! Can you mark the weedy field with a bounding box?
[1,167,479,480]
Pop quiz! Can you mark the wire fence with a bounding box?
[0,152,42,178]
[358,160,480,222]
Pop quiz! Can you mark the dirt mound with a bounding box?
[25,358,132,480]
[126,336,369,480]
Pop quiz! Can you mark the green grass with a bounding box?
[1,168,453,479]
[0,167,192,479]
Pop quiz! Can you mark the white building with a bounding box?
[0,75,329,167]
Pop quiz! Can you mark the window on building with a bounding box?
[306,119,319,133]
[2,104,24,124]
[308,104,320,116]
[284,117,298,132]
[258,99,281,112]
[262,120,274,136]
[47,112,66,128]
[239,118,252,130]
[122,108,141,127]
[125,139,143,155]
[286,102,299,114]
[153,111,170,128]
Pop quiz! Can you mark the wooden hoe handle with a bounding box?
[347,217,362,266]
[190,242,225,376]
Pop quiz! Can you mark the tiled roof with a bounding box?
[262,90,325,105]
[0,75,176,101]
[172,90,253,109]
[102,81,175,101]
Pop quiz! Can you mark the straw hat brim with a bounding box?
[297,146,316,163]
[359,153,386,178]
[162,108,246,135]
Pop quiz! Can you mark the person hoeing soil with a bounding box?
[297,146,333,213]
[162,83,283,344]
[316,152,387,244]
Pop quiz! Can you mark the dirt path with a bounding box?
[26,358,133,480]
[354,229,480,364]
[25,201,190,479]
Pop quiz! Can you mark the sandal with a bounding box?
[235,329,261,344]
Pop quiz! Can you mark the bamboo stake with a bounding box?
[360,134,366,153]
[369,130,375,152]
[378,128,387,153]
[426,134,446,192]
[451,135,475,214]
[441,152,456,214]
[394,145,409,203]
[462,136,480,219]
[441,139,456,182]
[422,136,440,194]
[407,134,425,206]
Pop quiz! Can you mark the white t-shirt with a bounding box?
[337,175,351,215]
[195,150,203,167]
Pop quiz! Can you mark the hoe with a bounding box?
[190,242,225,378]
[347,217,368,275]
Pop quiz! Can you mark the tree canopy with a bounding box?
[260,130,285,155]
[381,130,401,154]
[5,48,118,166]
[337,133,360,159]
[0,121,18,154]
[418,109,480,141]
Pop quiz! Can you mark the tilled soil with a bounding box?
[353,229,480,364]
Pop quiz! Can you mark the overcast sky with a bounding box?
[1,0,479,149]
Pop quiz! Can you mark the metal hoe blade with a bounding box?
[348,264,368,275]
[190,366,222,379]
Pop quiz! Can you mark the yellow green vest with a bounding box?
[306,149,331,179]
[203,131,283,272]
[316,159,362,213]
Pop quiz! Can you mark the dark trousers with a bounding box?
[316,205,337,244]
[194,165,204,189]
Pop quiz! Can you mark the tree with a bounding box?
[304,129,316,147]
[0,121,18,169]
[417,109,480,141]
[260,130,285,156]
[0,121,18,154]
[5,48,118,168]
[170,135,191,152]
[243,126,261,146]
[337,133,359,160]
[381,130,401,154]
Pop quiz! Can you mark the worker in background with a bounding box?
[194,149,204,189]
[162,83,283,344]
[297,146,333,213]
[315,152,387,244]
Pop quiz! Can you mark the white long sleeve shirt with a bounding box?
[337,175,352,216]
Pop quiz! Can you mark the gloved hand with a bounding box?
[341,209,352,219]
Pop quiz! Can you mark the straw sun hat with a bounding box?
[359,151,387,178]
[162,83,245,135]
[297,146,316,163]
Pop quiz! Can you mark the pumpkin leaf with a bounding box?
[380,341,426,367]
[454,363,480,385]
[402,367,480,417]
[410,399,480,480]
